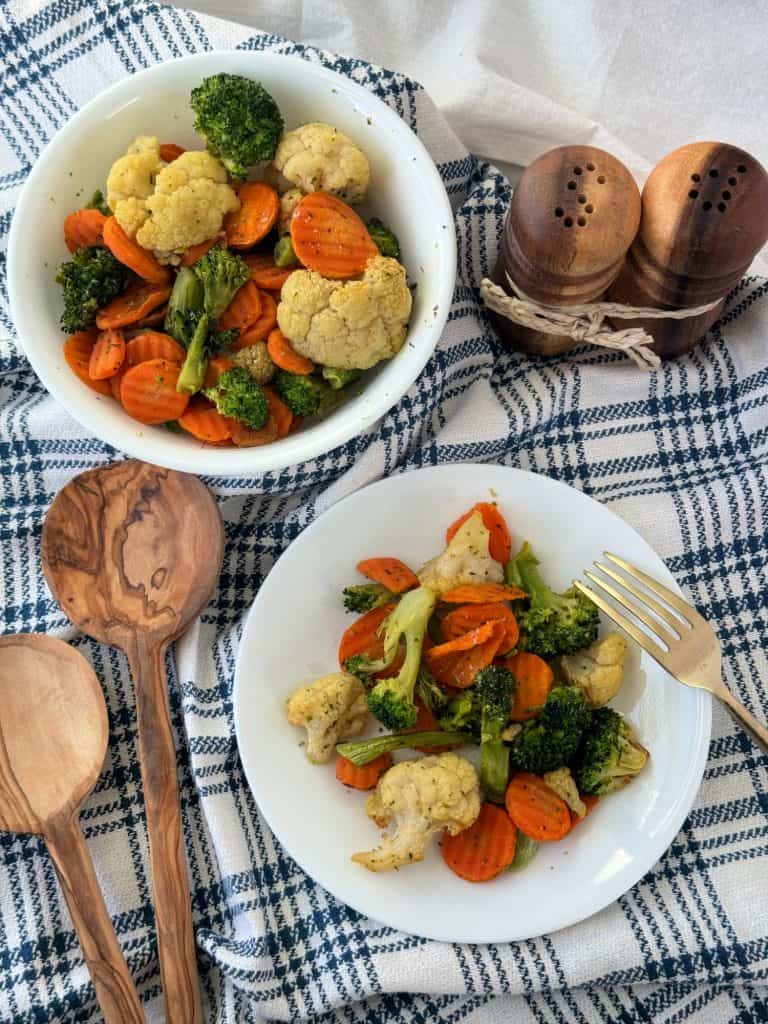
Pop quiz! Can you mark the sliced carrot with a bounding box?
[441,602,519,655]
[64,208,106,252]
[264,387,293,438]
[178,396,233,443]
[244,254,295,291]
[63,331,111,395]
[290,191,378,279]
[180,234,221,267]
[120,358,189,425]
[159,143,185,163]
[102,216,170,284]
[96,281,172,329]
[506,651,554,722]
[569,794,599,830]
[220,280,263,332]
[203,355,232,388]
[88,328,125,380]
[338,603,397,667]
[265,328,314,375]
[505,772,572,841]
[441,583,527,604]
[125,331,185,367]
[335,752,393,791]
[425,620,507,689]
[446,502,512,564]
[232,291,278,348]
[229,415,279,447]
[135,304,168,328]
[442,803,517,882]
[356,557,419,595]
[110,368,127,403]
[225,181,279,248]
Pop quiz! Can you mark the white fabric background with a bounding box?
[171,0,768,269]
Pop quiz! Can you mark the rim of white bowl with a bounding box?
[7,51,456,477]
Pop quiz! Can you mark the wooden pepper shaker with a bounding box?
[607,142,768,357]
[488,145,641,355]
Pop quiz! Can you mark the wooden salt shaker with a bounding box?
[608,142,768,358]
[488,145,641,355]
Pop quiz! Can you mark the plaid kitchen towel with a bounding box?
[1,2,767,1022]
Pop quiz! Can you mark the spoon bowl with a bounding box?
[0,634,144,1023]
[42,459,223,1024]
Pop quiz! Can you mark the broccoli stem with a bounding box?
[336,730,470,766]
[176,312,211,394]
[480,732,510,804]
[505,543,553,606]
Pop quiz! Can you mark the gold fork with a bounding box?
[574,553,768,754]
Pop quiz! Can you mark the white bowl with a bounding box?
[8,52,455,476]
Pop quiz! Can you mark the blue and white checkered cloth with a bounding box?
[1,2,768,1022]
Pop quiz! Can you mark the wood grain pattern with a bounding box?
[489,145,641,355]
[41,461,224,1024]
[608,141,768,357]
[0,634,144,1024]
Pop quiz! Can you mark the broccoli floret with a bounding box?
[190,73,284,179]
[507,686,590,774]
[273,235,298,268]
[367,217,401,260]
[275,371,336,418]
[322,366,362,391]
[165,266,205,346]
[506,542,599,657]
[438,688,481,742]
[193,244,250,319]
[86,190,111,216]
[476,664,516,803]
[343,583,395,614]
[573,708,649,795]
[56,245,129,332]
[365,586,437,730]
[415,664,450,715]
[204,367,269,429]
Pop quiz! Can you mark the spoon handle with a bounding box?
[126,635,203,1024]
[45,815,145,1024]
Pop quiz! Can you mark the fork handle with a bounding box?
[718,686,768,754]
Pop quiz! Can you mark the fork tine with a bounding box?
[604,552,697,624]
[574,581,668,664]
[584,570,676,648]
[593,561,688,635]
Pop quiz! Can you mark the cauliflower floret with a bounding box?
[559,632,629,708]
[543,767,587,818]
[278,188,304,235]
[286,672,367,764]
[132,150,239,254]
[230,341,275,384]
[418,510,504,596]
[114,195,151,238]
[277,256,412,370]
[352,753,481,871]
[107,135,164,210]
[270,122,370,203]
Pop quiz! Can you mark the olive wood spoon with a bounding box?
[41,461,224,1024]
[0,634,145,1023]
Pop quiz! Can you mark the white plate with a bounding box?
[234,464,711,942]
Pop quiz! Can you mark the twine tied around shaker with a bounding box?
[480,274,723,371]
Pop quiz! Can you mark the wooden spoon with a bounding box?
[41,461,224,1024]
[0,634,145,1023]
